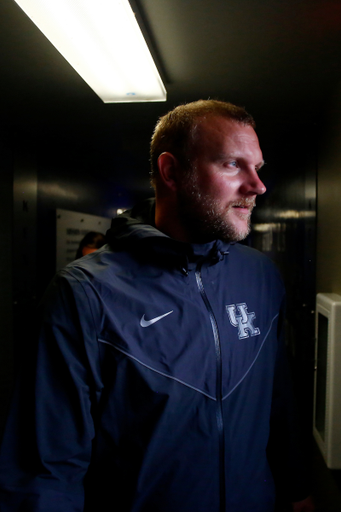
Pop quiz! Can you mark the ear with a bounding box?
[157,152,180,192]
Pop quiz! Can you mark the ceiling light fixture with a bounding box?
[13,0,167,103]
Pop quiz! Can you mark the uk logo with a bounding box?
[226,303,261,340]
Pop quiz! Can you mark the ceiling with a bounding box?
[1,0,341,129]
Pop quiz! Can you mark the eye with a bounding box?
[221,160,240,174]
[220,159,240,173]
[225,160,238,168]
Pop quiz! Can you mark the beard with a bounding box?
[177,172,255,243]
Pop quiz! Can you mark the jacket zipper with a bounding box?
[195,263,225,512]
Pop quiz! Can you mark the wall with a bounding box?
[35,121,153,297]
[317,91,341,294]
[0,129,13,435]
[12,128,38,378]
[250,119,317,435]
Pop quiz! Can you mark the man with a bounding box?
[0,100,314,511]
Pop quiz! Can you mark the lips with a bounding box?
[231,198,255,211]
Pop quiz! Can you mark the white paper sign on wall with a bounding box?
[56,208,112,271]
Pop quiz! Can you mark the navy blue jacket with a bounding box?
[0,199,309,511]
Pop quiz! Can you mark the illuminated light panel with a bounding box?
[14,0,167,103]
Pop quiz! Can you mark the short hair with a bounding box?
[150,99,255,187]
[75,231,105,260]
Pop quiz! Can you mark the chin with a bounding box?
[220,219,251,242]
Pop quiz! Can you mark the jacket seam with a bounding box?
[222,313,279,401]
[98,338,217,401]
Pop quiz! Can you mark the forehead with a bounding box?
[192,116,262,159]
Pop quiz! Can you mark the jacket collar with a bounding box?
[106,198,231,272]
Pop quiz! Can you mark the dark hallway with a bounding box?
[1,0,341,510]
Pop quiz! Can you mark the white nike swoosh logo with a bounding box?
[140,310,173,327]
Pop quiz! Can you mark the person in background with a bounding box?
[0,100,314,512]
[75,231,105,259]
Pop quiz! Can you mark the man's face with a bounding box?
[177,116,266,243]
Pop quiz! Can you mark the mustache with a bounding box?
[230,198,256,209]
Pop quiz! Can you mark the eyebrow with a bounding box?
[256,160,266,170]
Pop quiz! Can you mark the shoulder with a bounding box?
[229,242,279,268]
[58,244,127,286]
[230,242,271,259]
[41,246,119,318]
[47,243,141,313]
[226,243,285,293]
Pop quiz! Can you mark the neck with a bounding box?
[155,200,217,244]
[154,207,188,243]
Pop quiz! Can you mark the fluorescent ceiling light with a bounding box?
[14,0,167,103]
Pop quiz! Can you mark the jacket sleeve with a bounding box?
[0,271,103,512]
[267,298,312,504]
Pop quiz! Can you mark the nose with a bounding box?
[240,169,266,196]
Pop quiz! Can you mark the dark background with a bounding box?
[1,0,341,508]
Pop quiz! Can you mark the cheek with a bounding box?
[209,179,238,200]
[197,170,239,200]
